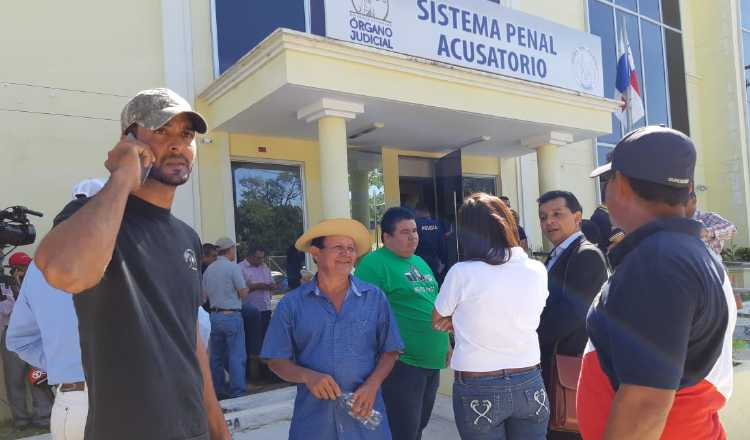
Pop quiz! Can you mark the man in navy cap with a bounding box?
[578,126,736,440]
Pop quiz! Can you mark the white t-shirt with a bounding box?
[434,247,548,372]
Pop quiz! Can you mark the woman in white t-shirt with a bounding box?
[433,193,549,440]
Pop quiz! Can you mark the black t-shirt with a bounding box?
[586,217,728,391]
[55,195,208,440]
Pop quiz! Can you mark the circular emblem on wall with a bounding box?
[571,46,600,92]
[351,0,390,21]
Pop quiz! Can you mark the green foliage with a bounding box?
[234,171,304,260]
[723,245,750,262]
[368,168,385,225]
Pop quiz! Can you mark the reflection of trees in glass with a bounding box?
[368,168,385,225]
[234,168,304,260]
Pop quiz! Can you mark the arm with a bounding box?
[432,307,453,332]
[236,287,250,300]
[603,384,675,440]
[351,351,399,418]
[6,292,45,370]
[196,325,231,440]
[267,359,342,400]
[433,267,461,332]
[35,137,152,293]
[232,266,249,300]
[351,290,404,417]
[537,247,607,348]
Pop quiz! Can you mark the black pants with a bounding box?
[381,360,440,440]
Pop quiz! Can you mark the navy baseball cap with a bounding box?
[590,125,696,188]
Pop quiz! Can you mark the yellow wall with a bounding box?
[683,0,750,246]
[198,133,323,242]
[0,0,168,422]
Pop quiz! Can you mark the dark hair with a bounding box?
[626,175,691,206]
[537,190,583,214]
[247,244,266,255]
[458,193,519,265]
[499,195,510,202]
[310,236,326,249]
[581,219,601,244]
[202,243,218,255]
[380,207,415,242]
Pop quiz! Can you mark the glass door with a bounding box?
[231,161,305,286]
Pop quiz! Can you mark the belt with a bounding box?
[210,308,241,313]
[455,364,539,379]
[58,381,85,393]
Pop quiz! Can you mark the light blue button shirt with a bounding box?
[546,231,584,270]
[6,262,84,385]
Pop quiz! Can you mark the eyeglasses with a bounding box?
[321,244,357,256]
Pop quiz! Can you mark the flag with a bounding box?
[614,22,645,129]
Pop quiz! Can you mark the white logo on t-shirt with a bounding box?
[184,249,198,271]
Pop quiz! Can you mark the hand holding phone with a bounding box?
[105,130,155,192]
[127,133,153,186]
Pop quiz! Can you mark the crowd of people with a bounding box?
[0,87,742,440]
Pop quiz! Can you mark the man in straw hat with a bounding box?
[261,218,404,439]
[35,88,230,440]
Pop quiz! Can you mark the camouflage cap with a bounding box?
[120,88,207,134]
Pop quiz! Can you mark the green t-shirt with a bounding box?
[355,247,449,370]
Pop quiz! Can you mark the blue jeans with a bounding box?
[381,360,440,440]
[241,302,271,356]
[209,312,246,399]
[452,367,549,440]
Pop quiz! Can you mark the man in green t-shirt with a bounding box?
[355,207,450,440]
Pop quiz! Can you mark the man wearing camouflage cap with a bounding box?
[35,88,230,440]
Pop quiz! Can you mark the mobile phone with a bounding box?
[126,131,152,185]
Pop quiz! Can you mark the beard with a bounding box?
[148,155,193,186]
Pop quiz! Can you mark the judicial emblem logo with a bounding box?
[184,249,198,271]
[351,0,390,22]
[572,46,599,92]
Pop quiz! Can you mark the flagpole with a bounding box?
[620,16,633,133]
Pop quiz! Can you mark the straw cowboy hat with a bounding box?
[295,218,371,257]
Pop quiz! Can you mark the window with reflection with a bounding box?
[588,0,688,185]
[232,162,305,266]
[215,1,307,74]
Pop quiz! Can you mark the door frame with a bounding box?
[229,157,310,267]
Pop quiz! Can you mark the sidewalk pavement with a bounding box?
[21,387,460,440]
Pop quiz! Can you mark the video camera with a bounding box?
[1,206,43,272]
[0,206,42,247]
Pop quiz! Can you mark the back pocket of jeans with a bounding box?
[457,393,500,434]
[522,385,550,424]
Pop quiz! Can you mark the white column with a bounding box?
[160,0,201,229]
[523,131,574,195]
[298,98,364,219]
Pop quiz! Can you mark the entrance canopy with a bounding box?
[198,29,618,157]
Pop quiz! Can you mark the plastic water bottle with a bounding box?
[337,393,383,430]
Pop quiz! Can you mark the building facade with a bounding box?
[2,0,749,431]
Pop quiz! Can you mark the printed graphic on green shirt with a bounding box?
[355,247,448,370]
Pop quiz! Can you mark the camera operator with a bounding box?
[1,252,52,430]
